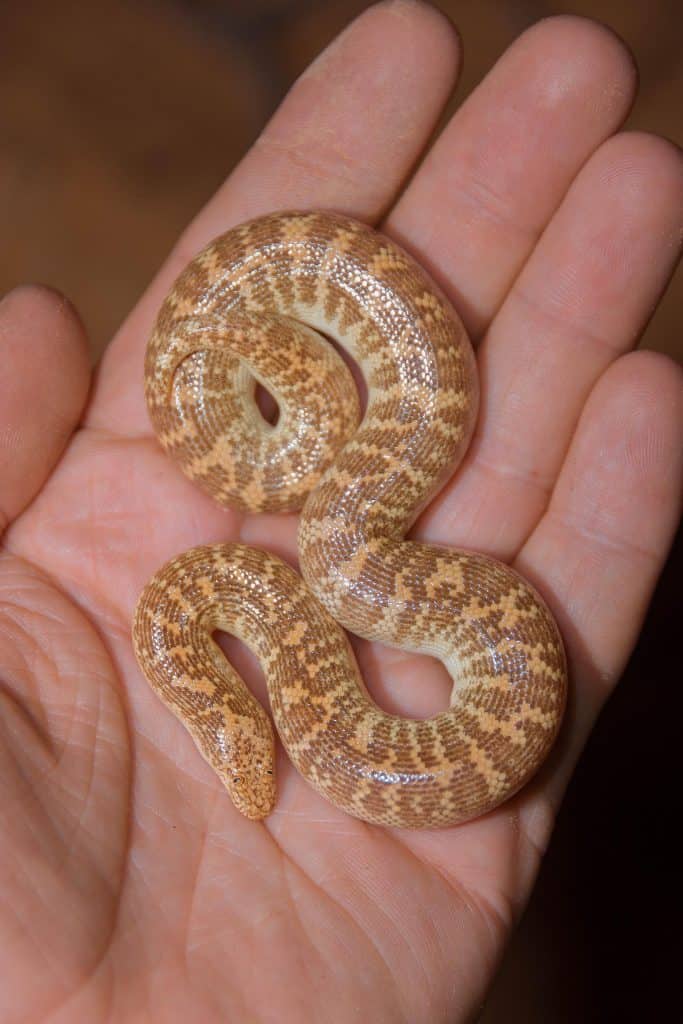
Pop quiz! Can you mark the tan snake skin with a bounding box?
[133,210,567,829]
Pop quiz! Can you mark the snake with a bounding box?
[133,210,567,829]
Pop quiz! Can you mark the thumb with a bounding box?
[0,285,91,531]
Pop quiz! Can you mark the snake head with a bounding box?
[216,718,277,821]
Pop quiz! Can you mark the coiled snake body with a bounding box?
[133,211,567,829]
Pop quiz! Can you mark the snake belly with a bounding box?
[135,210,567,829]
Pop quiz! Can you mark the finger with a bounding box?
[89,0,461,432]
[0,286,90,530]
[386,14,637,337]
[418,131,683,559]
[516,350,683,803]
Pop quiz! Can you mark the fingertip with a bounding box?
[533,13,637,67]
[509,14,637,126]
[591,345,683,418]
[1,283,91,374]
[589,131,683,230]
[378,0,461,59]
[1,281,92,424]
[329,0,461,62]
[603,345,683,394]
[592,349,683,482]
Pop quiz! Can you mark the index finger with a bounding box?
[88,0,461,434]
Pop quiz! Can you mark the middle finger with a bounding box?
[386,15,637,337]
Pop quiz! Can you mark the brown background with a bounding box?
[1,1,681,1020]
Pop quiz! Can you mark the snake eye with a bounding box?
[233,777,241,784]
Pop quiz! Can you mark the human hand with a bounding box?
[1,4,681,1020]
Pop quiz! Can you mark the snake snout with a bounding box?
[222,728,277,820]
[228,765,277,821]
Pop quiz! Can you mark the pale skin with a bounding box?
[1,3,682,1021]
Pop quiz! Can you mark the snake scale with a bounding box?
[133,210,567,829]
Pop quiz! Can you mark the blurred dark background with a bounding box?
[1,1,680,1020]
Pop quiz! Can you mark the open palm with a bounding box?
[1,6,681,1021]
